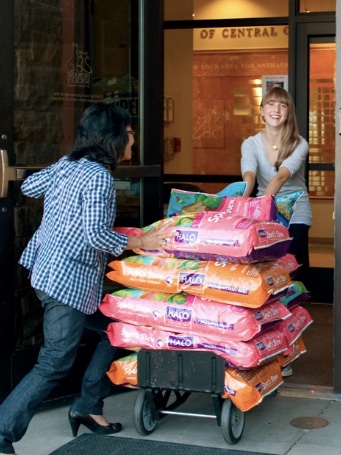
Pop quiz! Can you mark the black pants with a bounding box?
[288,223,310,288]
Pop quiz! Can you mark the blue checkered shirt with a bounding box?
[19,156,128,314]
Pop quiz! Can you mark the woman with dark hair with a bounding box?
[241,87,312,378]
[70,102,132,167]
[0,103,170,455]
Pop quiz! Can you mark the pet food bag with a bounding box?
[106,322,288,369]
[106,352,138,388]
[106,352,282,412]
[277,305,313,346]
[100,290,292,341]
[277,337,306,366]
[115,212,292,263]
[166,182,247,217]
[167,193,277,221]
[222,360,283,411]
[107,254,295,308]
[167,187,302,228]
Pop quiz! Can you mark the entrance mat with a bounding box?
[49,434,274,455]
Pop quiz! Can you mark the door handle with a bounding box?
[0,149,43,198]
[0,148,162,198]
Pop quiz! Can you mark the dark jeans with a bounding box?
[0,290,119,454]
[70,309,122,414]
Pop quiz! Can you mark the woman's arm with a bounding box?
[262,166,291,196]
[240,136,259,197]
[21,163,55,198]
[242,171,256,197]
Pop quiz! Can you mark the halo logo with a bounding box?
[175,230,198,244]
[179,273,205,287]
[166,306,192,322]
[168,335,194,347]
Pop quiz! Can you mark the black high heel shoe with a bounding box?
[68,410,122,437]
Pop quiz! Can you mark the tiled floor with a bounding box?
[13,386,341,455]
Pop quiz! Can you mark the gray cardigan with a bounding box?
[241,132,312,226]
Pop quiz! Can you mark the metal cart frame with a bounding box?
[133,349,245,445]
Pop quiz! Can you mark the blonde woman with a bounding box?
[241,87,312,377]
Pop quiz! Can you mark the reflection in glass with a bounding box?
[299,0,336,13]
[308,43,336,198]
[164,25,288,193]
[164,0,289,20]
[13,0,141,348]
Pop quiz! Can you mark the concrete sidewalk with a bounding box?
[14,383,341,455]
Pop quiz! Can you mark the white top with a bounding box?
[241,132,312,226]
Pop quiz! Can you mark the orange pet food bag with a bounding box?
[106,352,138,388]
[277,337,306,367]
[222,360,283,411]
[107,255,293,308]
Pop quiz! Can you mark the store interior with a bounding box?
[163,0,335,388]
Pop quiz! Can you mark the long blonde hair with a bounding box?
[261,86,301,170]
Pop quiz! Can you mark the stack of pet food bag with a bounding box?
[99,183,312,412]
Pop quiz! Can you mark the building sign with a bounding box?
[194,26,289,51]
[65,43,93,87]
[193,51,288,77]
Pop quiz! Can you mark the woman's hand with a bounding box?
[140,219,176,250]
[126,219,176,251]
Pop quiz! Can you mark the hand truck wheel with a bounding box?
[221,399,245,444]
[133,389,158,435]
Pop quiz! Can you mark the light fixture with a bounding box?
[305,0,310,13]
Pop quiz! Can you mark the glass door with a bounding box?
[162,1,336,389]
[307,39,335,300]
[0,0,164,402]
[293,22,336,299]
[293,20,336,388]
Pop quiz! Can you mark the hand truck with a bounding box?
[133,349,245,445]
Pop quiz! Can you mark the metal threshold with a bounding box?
[279,382,341,401]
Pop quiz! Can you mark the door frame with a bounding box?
[0,0,15,401]
[335,0,341,393]
[140,0,165,225]
[289,12,338,389]
[0,0,164,402]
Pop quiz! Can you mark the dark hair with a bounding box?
[68,103,132,170]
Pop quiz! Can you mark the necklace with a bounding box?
[263,133,280,151]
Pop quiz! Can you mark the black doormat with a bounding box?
[48,434,274,455]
